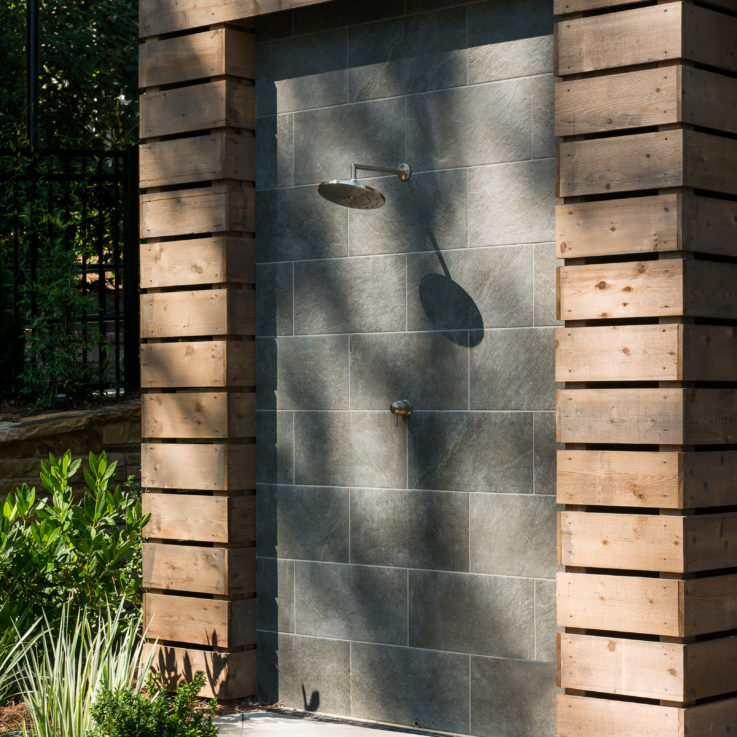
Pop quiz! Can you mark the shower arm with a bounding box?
[351,163,411,182]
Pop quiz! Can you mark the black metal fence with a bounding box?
[0,147,139,400]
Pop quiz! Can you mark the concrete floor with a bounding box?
[215,711,447,737]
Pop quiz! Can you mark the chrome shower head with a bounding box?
[318,163,411,209]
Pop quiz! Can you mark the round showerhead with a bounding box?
[318,179,386,209]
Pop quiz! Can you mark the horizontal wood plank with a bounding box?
[142,392,254,439]
[557,450,737,509]
[140,340,255,389]
[560,510,737,573]
[140,133,254,188]
[556,324,737,382]
[558,388,737,445]
[556,194,737,260]
[555,0,737,14]
[140,80,254,139]
[558,130,737,198]
[140,288,254,339]
[142,443,255,490]
[557,259,737,321]
[141,0,329,37]
[140,183,254,239]
[143,492,256,544]
[144,593,256,648]
[143,542,256,595]
[141,236,255,289]
[557,693,737,737]
[139,28,254,88]
[560,633,737,702]
[557,572,737,636]
[143,643,256,699]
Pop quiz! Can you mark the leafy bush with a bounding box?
[19,603,153,737]
[0,449,148,634]
[88,672,218,737]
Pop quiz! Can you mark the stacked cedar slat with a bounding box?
[138,22,257,699]
[554,1,737,735]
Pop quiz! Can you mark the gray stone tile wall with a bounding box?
[255,2,559,735]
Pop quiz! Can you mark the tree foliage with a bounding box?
[0,0,139,148]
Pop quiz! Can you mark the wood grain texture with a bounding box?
[144,593,256,648]
[140,340,255,389]
[140,80,254,139]
[557,388,737,445]
[558,571,737,637]
[143,643,256,699]
[557,259,737,321]
[560,633,737,702]
[140,0,330,37]
[139,28,254,88]
[141,236,255,289]
[140,288,254,339]
[142,542,256,595]
[558,130,737,198]
[560,510,737,573]
[556,66,737,138]
[556,194,737,260]
[556,324,737,382]
[143,492,256,544]
[555,0,737,14]
[557,449,737,509]
[140,133,254,188]
[142,392,255,439]
[557,693,737,737]
[140,183,254,239]
[142,443,255,491]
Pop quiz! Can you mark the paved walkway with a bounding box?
[215,711,443,737]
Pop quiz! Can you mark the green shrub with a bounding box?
[0,449,148,635]
[88,672,218,737]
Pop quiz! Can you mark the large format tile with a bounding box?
[468,159,557,247]
[257,335,350,410]
[350,643,470,734]
[256,411,294,485]
[256,187,348,263]
[407,246,533,331]
[468,0,554,84]
[255,115,294,191]
[535,578,556,663]
[292,0,403,35]
[350,332,468,411]
[254,10,293,44]
[406,80,531,172]
[294,256,406,335]
[469,328,555,410]
[533,411,557,495]
[294,411,407,489]
[255,263,293,336]
[471,657,556,737]
[257,485,349,562]
[350,488,468,571]
[348,8,467,102]
[257,631,351,715]
[470,494,556,577]
[409,571,535,659]
[256,557,294,633]
[532,74,556,160]
[295,562,407,644]
[348,169,467,256]
[255,30,348,117]
[293,98,405,186]
[408,412,533,493]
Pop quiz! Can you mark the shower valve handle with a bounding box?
[390,400,413,422]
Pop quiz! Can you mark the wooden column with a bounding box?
[138,22,257,699]
[555,1,737,735]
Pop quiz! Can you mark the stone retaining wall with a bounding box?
[0,400,141,498]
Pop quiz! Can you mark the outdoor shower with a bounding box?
[318,163,411,209]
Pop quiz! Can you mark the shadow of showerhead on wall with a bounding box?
[420,231,483,347]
